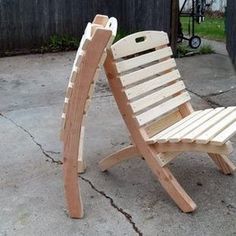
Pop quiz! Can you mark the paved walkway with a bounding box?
[0,46,235,235]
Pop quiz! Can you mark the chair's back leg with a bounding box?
[208,153,236,175]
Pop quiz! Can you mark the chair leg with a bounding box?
[99,145,139,171]
[144,150,197,213]
[64,156,84,218]
[208,153,236,175]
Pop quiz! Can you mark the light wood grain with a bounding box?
[111,31,169,59]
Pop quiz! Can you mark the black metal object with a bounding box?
[178,0,208,48]
[226,0,236,69]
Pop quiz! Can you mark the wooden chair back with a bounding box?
[109,31,191,138]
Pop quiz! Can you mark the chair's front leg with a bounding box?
[99,145,140,171]
[143,146,197,213]
[208,153,236,175]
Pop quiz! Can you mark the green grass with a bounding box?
[180,16,225,42]
[176,43,215,57]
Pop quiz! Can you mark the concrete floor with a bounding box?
[0,46,236,236]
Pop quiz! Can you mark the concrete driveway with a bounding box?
[0,48,236,235]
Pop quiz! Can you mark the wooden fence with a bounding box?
[226,0,236,68]
[0,0,172,53]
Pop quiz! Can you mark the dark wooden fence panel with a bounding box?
[0,0,171,52]
[226,0,236,68]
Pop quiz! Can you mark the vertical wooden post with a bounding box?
[170,0,179,54]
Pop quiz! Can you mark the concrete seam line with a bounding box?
[0,113,62,165]
[80,176,143,236]
[186,88,221,107]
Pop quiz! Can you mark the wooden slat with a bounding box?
[69,70,77,83]
[125,70,180,99]
[136,92,191,126]
[196,109,236,144]
[116,47,172,73]
[183,107,236,143]
[211,121,236,145]
[74,50,84,68]
[130,81,186,113]
[120,58,176,86]
[169,107,224,142]
[149,110,208,143]
[153,141,233,156]
[105,17,118,47]
[63,97,69,113]
[145,110,182,137]
[111,31,169,59]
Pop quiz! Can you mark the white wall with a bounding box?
[179,0,227,12]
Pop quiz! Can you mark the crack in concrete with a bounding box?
[80,176,143,236]
[186,89,221,107]
[0,113,62,165]
[203,87,235,97]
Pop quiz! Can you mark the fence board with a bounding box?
[226,0,236,68]
[0,0,171,52]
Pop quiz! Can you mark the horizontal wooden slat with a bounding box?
[130,81,186,113]
[196,109,236,144]
[74,50,84,68]
[125,69,180,100]
[111,31,169,59]
[154,109,212,143]
[81,23,92,49]
[169,107,224,142]
[120,58,176,86]
[116,47,172,73]
[183,107,236,143]
[66,83,73,98]
[145,110,183,138]
[136,92,191,126]
[69,70,77,83]
[153,141,233,156]
[211,120,236,145]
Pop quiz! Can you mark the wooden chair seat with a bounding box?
[148,107,236,145]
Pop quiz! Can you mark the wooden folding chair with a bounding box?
[99,31,236,212]
[61,15,117,218]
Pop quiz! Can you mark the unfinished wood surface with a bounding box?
[78,126,86,173]
[196,109,236,144]
[99,145,139,171]
[130,81,186,113]
[208,153,236,175]
[125,70,181,99]
[157,152,181,167]
[211,121,236,145]
[92,14,109,26]
[120,58,176,87]
[152,141,233,155]
[183,107,236,143]
[63,27,112,219]
[104,50,197,213]
[111,31,169,59]
[152,109,212,143]
[101,30,236,215]
[116,47,172,73]
[136,92,191,126]
[169,107,224,142]
[145,110,183,137]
